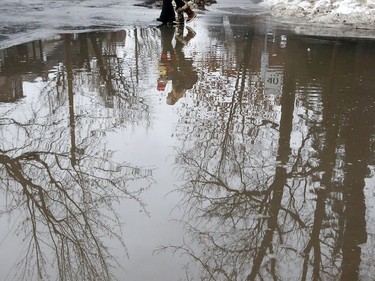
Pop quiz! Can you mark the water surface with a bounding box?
[0,15,375,281]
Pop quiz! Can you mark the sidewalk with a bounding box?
[0,0,374,49]
[0,0,157,48]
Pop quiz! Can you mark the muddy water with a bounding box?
[0,16,375,281]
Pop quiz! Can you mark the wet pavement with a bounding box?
[1,0,375,50]
[0,0,266,49]
[1,1,375,281]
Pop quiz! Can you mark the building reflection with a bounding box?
[0,41,45,102]
[166,16,375,281]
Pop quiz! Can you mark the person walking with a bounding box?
[157,0,197,25]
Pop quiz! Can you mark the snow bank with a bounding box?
[260,0,375,29]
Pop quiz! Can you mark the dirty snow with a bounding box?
[260,0,375,29]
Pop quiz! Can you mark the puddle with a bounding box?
[0,16,375,281]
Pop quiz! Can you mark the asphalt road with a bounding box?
[1,0,374,49]
[0,0,265,49]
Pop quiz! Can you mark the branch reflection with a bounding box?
[0,30,157,280]
[160,26,375,281]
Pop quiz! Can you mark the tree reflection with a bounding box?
[160,26,375,281]
[0,147,151,281]
[0,30,157,280]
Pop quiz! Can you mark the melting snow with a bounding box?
[260,0,375,29]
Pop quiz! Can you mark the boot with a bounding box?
[185,6,197,23]
[176,4,197,24]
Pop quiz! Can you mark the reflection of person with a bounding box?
[157,0,197,25]
[157,25,198,105]
[157,25,175,91]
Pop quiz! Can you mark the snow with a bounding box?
[260,0,375,29]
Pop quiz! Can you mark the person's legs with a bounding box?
[175,1,197,24]
[184,6,197,23]
[174,0,186,9]
[157,0,176,23]
[172,0,185,24]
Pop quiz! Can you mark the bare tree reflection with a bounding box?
[158,27,375,281]
[0,30,158,281]
[0,146,151,281]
